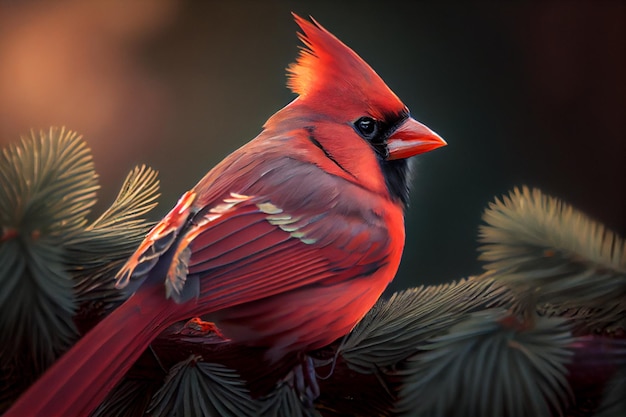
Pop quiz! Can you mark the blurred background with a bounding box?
[0,0,623,291]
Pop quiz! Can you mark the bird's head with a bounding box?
[267,14,446,206]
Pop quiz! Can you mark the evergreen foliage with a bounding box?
[0,129,623,416]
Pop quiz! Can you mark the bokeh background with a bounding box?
[1,0,623,291]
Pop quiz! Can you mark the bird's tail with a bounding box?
[4,284,178,417]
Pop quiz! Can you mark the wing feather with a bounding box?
[117,141,398,318]
[179,199,391,311]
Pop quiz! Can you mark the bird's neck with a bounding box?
[378,157,413,208]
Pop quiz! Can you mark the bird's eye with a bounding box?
[354,117,379,140]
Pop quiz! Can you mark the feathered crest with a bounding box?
[287,14,403,112]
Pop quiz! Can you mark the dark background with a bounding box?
[1,0,624,291]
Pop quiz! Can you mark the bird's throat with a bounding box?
[379,157,413,207]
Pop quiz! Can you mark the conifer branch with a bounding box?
[0,127,97,374]
[67,164,160,314]
[0,128,160,410]
[479,186,626,313]
[148,356,258,417]
[394,310,574,417]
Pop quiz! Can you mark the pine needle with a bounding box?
[0,127,98,371]
[479,186,626,310]
[0,128,160,408]
[341,278,515,373]
[395,310,574,417]
[66,165,160,309]
[257,383,323,417]
[149,356,257,417]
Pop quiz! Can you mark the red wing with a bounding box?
[116,136,396,312]
[180,195,393,313]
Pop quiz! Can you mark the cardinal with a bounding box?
[6,13,446,416]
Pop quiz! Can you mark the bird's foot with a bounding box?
[180,317,225,338]
[283,355,320,408]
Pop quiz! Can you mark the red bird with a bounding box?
[6,14,445,416]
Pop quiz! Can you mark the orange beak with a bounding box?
[387,117,446,160]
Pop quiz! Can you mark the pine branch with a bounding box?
[0,128,97,375]
[394,310,574,417]
[1,129,624,416]
[340,278,515,374]
[148,356,258,417]
[0,128,160,410]
[479,186,626,314]
[67,165,160,321]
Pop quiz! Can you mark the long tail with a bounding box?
[4,284,179,417]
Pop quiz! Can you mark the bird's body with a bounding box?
[5,14,445,416]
